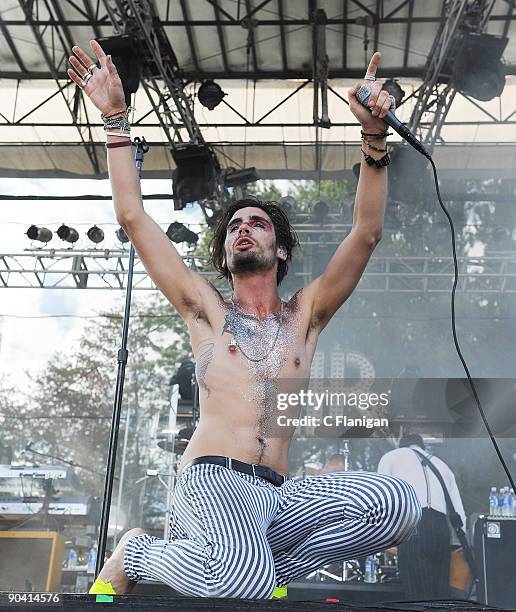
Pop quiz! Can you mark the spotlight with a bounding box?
[166,222,199,245]
[171,143,219,211]
[96,35,142,107]
[57,224,79,244]
[198,80,227,110]
[381,79,405,107]
[26,225,52,243]
[223,167,260,188]
[87,225,104,244]
[278,196,297,221]
[452,32,508,101]
[115,227,130,244]
[311,199,329,223]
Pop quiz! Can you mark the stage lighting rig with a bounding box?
[198,80,227,110]
[96,35,142,107]
[166,222,199,245]
[451,32,508,101]
[115,227,130,244]
[57,224,79,244]
[311,199,329,224]
[223,167,260,189]
[278,196,297,221]
[87,225,104,244]
[171,143,219,211]
[26,225,52,243]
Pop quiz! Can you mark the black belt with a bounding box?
[183,456,288,487]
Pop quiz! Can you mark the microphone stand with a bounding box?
[95,137,149,577]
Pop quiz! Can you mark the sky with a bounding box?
[0,177,204,389]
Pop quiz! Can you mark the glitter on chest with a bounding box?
[224,304,296,386]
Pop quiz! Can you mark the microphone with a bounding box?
[356,85,430,159]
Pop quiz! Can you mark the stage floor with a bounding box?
[0,594,511,612]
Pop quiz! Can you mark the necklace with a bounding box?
[228,299,284,362]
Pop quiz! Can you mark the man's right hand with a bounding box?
[67,40,126,117]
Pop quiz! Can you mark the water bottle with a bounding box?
[67,547,77,569]
[497,487,506,516]
[489,486,497,516]
[507,489,515,517]
[503,487,512,516]
[87,547,97,574]
[364,555,377,583]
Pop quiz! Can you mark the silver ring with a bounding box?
[79,80,86,89]
[83,72,93,85]
[389,94,396,108]
[364,74,376,81]
[87,63,98,71]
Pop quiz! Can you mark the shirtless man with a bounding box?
[68,41,421,599]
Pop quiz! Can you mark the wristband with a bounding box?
[106,140,132,149]
[361,130,392,139]
[101,108,128,120]
[361,148,391,168]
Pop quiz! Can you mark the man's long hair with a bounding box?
[209,198,299,286]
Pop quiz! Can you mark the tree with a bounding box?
[0,292,192,531]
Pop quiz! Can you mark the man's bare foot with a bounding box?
[96,528,146,594]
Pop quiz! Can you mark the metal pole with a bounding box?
[164,384,179,540]
[95,137,149,577]
[113,402,132,549]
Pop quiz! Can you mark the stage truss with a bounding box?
[1,1,516,177]
[2,249,515,294]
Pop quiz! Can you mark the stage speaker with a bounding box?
[0,531,64,591]
[474,516,516,607]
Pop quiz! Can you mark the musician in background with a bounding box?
[377,434,466,600]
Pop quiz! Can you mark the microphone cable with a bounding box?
[425,152,516,492]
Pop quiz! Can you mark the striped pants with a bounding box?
[124,463,421,599]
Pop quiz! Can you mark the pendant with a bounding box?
[228,338,238,353]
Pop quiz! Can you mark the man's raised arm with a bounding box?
[305,52,391,331]
[68,40,206,320]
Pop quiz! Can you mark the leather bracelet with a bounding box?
[106,140,132,149]
[361,148,391,168]
[101,107,128,120]
[361,130,392,139]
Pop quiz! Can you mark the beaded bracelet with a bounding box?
[362,139,388,153]
[102,106,131,135]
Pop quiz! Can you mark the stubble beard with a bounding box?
[230,247,276,275]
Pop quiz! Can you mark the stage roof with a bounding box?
[1,0,516,179]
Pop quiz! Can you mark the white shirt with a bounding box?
[377,447,467,541]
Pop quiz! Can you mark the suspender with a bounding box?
[411,448,477,579]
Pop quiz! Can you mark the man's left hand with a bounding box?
[347,51,395,132]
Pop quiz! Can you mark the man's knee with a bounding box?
[207,568,276,599]
[384,476,422,541]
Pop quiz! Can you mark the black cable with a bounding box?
[427,154,516,491]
